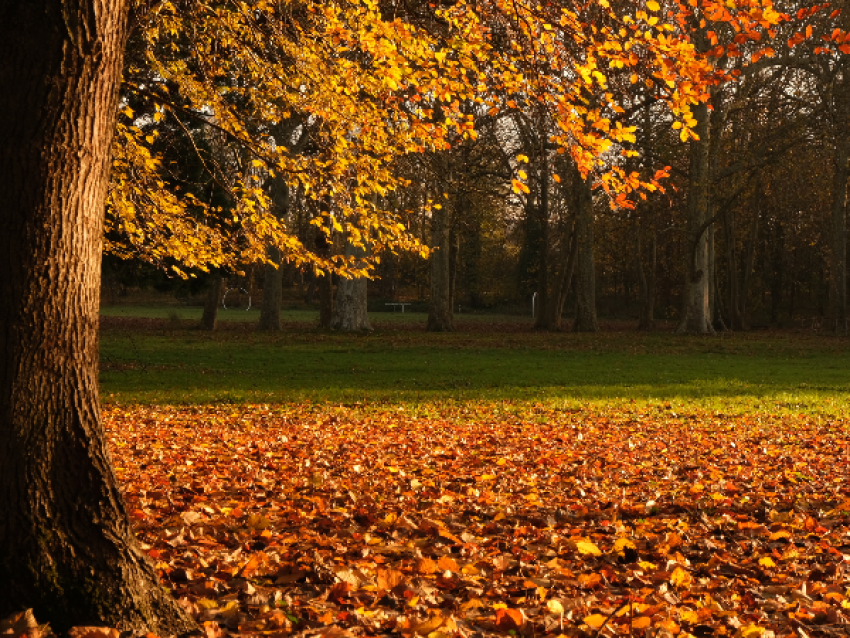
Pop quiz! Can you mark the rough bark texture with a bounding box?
[199,274,224,331]
[0,2,196,633]
[331,240,372,332]
[573,174,598,332]
[427,202,454,331]
[677,101,715,334]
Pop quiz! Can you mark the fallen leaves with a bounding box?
[57,402,849,637]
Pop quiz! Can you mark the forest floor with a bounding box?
[91,307,850,638]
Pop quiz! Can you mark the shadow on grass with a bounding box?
[99,318,850,413]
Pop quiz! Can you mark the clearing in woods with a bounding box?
[100,310,850,637]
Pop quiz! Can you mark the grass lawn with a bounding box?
[100,305,850,415]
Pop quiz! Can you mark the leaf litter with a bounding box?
[7,402,850,638]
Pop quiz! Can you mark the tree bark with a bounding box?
[544,217,577,330]
[636,219,657,330]
[724,207,742,330]
[0,1,195,633]
[738,192,761,328]
[534,154,550,329]
[331,240,372,332]
[677,101,715,334]
[199,273,224,331]
[427,201,454,331]
[573,173,598,332]
[259,178,289,331]
[259,247,283,331]
[313,231,334,329]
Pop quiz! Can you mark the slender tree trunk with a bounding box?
[677,101,715,334]
[259,178,289,331]
[199,273,224,331]
[573,173,598,332]
[0,2,195,633]
[534,154,550,329]
[259,247,283,331]
[771,220,785,325]
[544,217,577,330]
[724,208,742,330]
[331,240,372,332]
[314,231,334,329]
[427,201,454,331]
[449,226,460,313]
[738,193,760,328]
[636,219,657,330]
[829,136,849,334]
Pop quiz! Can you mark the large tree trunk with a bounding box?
[331,240,372,332]
[199,273,224,331]
[677,101,715,334]
[573,173,598,332]
[0,2,195,633]
[427,201,454,331]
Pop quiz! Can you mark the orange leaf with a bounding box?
[495,608,524,631]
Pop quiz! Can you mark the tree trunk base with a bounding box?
[1,539,196,635]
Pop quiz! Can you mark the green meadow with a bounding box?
[99,306,850,415]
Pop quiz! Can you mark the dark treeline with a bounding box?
[105,2,850,336]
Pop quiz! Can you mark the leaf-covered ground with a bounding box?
[104,403,850,638]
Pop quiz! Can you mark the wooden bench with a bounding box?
[385,302,411,313]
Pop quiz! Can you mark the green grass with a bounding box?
[99,305,850,415]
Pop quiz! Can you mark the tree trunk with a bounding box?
[829,136,849,334]
[199,273,224,331]
[259,178,289,331]
[449,225,460,314]
[677,101,715,334]
[738,192,760,328]
[331,240,372,332]
[636,219,657,330]
[313,230,334,329]
[427,202,454,331]
[259,247,283,331]
[724,208,742,330]
[534,155,550,329]
[544,217,577,330]
[573,173,598,332]
[0,2,195,633]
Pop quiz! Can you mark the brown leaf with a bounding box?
[377,568,405,590]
